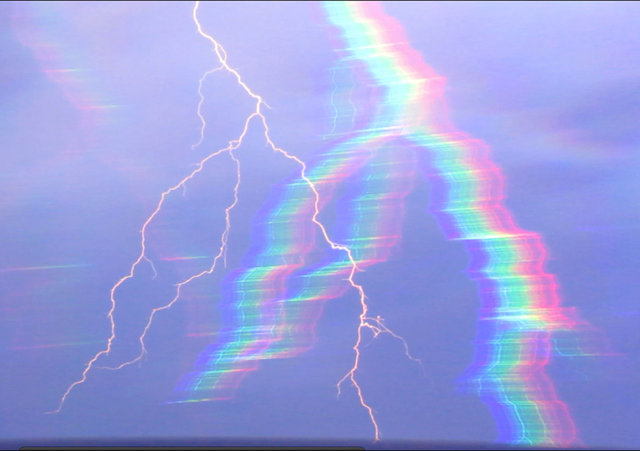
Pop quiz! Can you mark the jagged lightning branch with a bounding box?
[192,66,223,151]
[48,125,241,414]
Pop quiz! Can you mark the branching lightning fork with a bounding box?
[50,2,419,442]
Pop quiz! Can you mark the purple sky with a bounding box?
[1,2,639,448]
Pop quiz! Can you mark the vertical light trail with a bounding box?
[192,66,223,150]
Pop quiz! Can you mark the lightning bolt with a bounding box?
[49,2,410,440]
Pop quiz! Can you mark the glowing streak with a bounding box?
[325,64,357,139]
[159,255,213,261]
[327,67,339,136]
[0,263,90,273]
[11,340,104,351]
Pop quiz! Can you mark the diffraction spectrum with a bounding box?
[48,1,601,446]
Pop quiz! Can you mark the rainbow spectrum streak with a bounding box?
[175,1,589,446]
[326,2,583,446]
